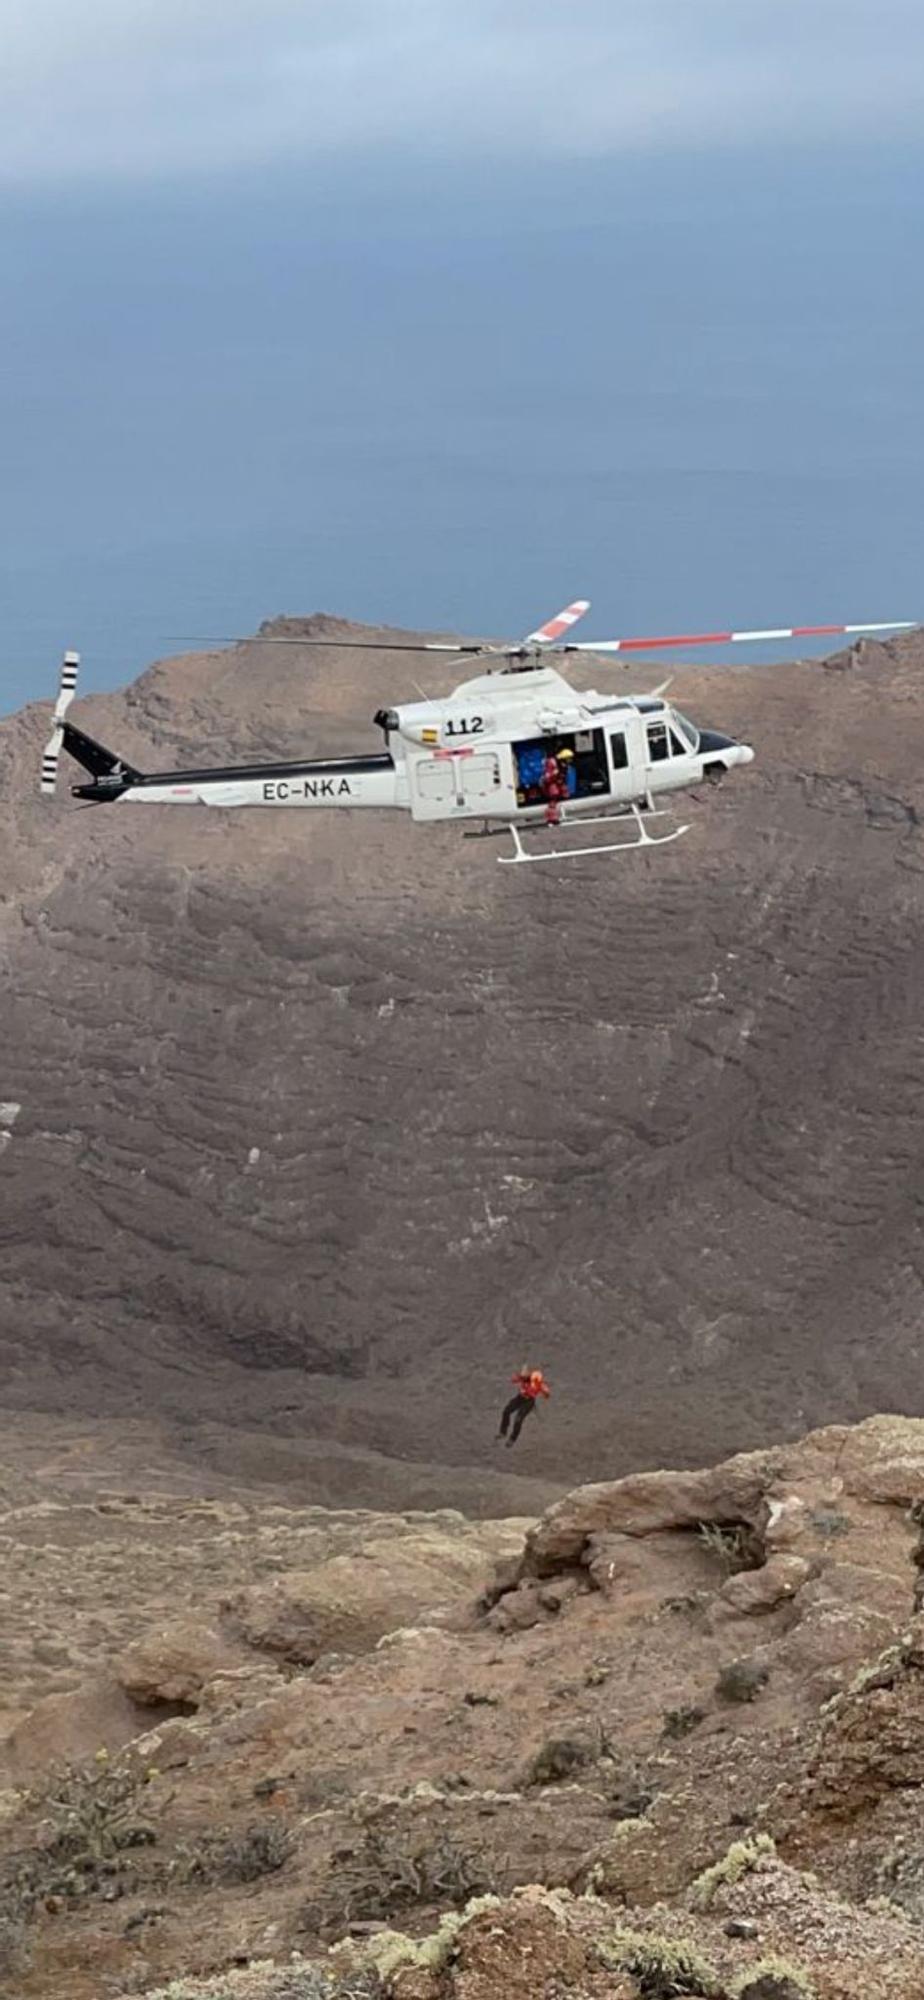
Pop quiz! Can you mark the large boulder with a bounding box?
[833,1416,924,1505]
[797,1618,924,1819]
[226,1526,520,1664]
[0,1678,146,1786]
[524,1417,924,1578]
[524,1450,779,1572]
[115,1618,239,1706]
[715,1556,812,1619]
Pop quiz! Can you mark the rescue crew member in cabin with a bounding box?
[540,747,574,825]
[497,1367,551,1446]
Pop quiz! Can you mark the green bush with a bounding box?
[600,1927,723,1997]
[698,1523,753,1574]
[690,1835,776,1910]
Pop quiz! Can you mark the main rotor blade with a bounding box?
[523,599,590,646]
[165,635,487,653]
[563,619,917,655]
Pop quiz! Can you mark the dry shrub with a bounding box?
[174,1821,294,1887]
[330,1821,504,1925]
[0,1756,156,1916]
[662,1705,704,1741]
[0,1909,30,1979]
[524,1732,597,1786]
[716,1659,769,1705]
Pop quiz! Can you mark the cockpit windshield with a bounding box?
[671,710,700,753]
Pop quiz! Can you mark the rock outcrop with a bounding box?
[224,1521,526,1663]
[3,1416,924,1997]
[0,1479,531,1778]
[116,1619,240,1706]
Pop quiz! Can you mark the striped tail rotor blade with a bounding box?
[566,619,917,655]
[40,650,80,796]
[524,599,591,647]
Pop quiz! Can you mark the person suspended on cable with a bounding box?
[497,1366,551,1447]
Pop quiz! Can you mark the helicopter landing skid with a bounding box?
[497,800,689,865]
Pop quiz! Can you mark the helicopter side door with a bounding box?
[408,746,514,821]
[606,717,646,803]
[411,755,457,818]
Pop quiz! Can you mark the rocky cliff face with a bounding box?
[1,622,924,1507]
[5,1416,924,1997]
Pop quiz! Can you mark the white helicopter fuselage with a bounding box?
[42,593,915,857]
[70,665,752,826]
[382,666,753,826]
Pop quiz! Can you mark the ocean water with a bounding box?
[1,145,922,714]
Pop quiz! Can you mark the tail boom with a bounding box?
[39,652,397,809]
[69,752,398,809]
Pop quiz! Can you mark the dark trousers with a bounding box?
[499,1393,534,1444]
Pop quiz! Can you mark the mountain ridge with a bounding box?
[1,620,923,1509]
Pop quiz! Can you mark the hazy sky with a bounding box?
[4,2,924,178]
[1,2,923,710]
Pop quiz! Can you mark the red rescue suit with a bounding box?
[540,755,568,825]
[498,1369,551,1446]
[511,1370,551,1402]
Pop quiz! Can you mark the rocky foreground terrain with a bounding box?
[5,1415,924,1996]
[1,620,924,1506]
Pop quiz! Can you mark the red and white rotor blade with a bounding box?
[566,618,916,655]
[524,599,591,647]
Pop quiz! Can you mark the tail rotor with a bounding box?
[40,651,80,796]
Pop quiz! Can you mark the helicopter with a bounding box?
[40,601,916,864]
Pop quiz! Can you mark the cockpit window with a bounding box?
[672,711,700,752]
[650,716,696,761]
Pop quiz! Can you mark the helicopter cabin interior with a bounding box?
[514,729,610,807]
[514,703,695,806]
